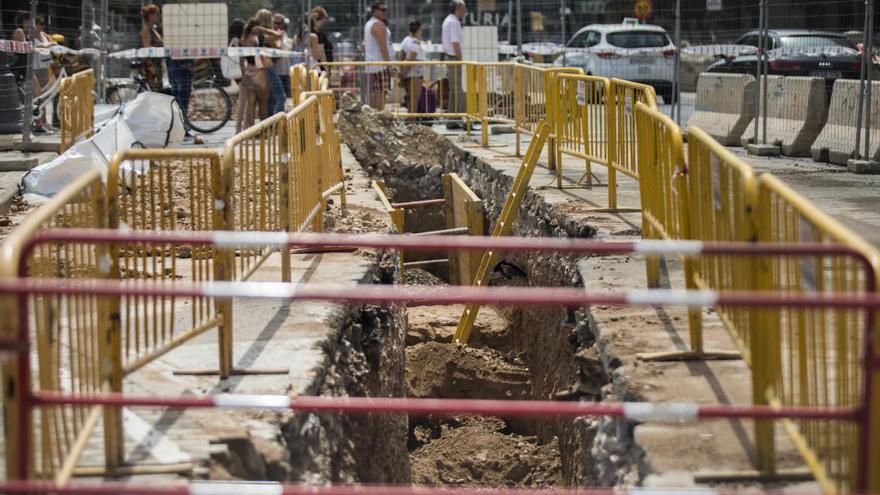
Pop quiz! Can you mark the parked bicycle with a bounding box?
[106,58,232,134]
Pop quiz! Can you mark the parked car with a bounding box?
[555,19,676,103]
[705,29,862,89]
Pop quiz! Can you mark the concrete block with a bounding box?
[0,156,39,171]
[745,143,782,156]
[741,76,827,156]
[13,139,60,153]
[687,73,756,146]
[847,158,880,174]
[812,79,880,165]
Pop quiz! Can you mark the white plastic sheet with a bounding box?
[22,116,138,196]
[122,92,186,148]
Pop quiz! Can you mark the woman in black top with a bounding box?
[311,6,333,63]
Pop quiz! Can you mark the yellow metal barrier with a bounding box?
[223,112,290,283]
[482,63,517,127]
[556,74,611,191]
[756,174,880,493]
[455,121,551,344]
[286,95,324,234]
[442,173,485,285]
[59,69,95,153]
[301,90,347,208]
[633,102,688,285]
[290,64,309,105]
[319,61,470,121]
[682,125,757,361]
[606,79,656,210]
[104,149,230,469]
[0,170,107,483]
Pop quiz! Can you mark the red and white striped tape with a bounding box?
[0,481,784,495]
[32,391,856,422]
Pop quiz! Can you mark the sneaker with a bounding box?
[445,121,464,130]
[32,126,48,134]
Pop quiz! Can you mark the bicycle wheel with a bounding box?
[106,79,142,106]
[184,79,232,134]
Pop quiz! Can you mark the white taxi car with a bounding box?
[555,19,676,103]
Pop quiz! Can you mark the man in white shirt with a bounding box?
[364,2,392,109]
[441,0,466,116]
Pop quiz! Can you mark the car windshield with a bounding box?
[779,35,854,49]
[606,31,670,48]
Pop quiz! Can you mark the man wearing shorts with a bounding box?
[364,2,392,110]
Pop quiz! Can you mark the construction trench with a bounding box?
[201,97,647,488]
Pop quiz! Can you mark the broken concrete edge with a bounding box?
[12,140,61,153]
[0,157,39,172]
[209,248,412,483]
[443,141,647,486]
[0,172,25,216]
[745,142,783,157]
[846,158,880,175]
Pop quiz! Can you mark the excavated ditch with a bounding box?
[207,97,643,487]
[337,96,619,487]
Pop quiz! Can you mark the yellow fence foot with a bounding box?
[462,144,508,149]
[173,367,289,376]
[583,207,642,213]
[693,468,813,483]
[636,350,741,362]
[73,462,195,478]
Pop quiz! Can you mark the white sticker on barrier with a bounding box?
[626,289,718,307]
[623,402,699,422]
[214,394,291,410]
[576,81,587,106]
[624,92,633,117]
[710,154,722,211]
[190,482,283,495]
[798,216,819,293]
[634,240,704,256]
[212,231,289,248]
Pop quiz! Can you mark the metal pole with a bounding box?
[561,0,567,46]
[865,0,875,159]
[561,0,567,65]
[855,0,871,159]
[761,0,770,144]
[516,0,523,55]
[98,0,109,104]
[752,0,765,145]
[22,0,38,145]
[673,0,681,124]
[508,0,513,44]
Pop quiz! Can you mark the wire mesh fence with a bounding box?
[1,0,878,165]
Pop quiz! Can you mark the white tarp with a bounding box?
[123,92,186,148]
[22,116,138,196]
[22,92,186,196]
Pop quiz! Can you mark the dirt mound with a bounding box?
[410,415,562,487]
[406,305,514,351]
[406,341,530,400]
[337,94,453,204]
[403,268,447,286]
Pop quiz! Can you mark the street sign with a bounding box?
[707,0,723,11]
[582,0,607,14]
[633,0,653,21]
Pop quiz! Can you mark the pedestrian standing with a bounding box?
[238,17,271,131]
[254,9,286,115]
[400,21,427,114]
[442,0,466,120]
[311,7,334,64]
[364,2,392,110]
[272,14,292,100]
